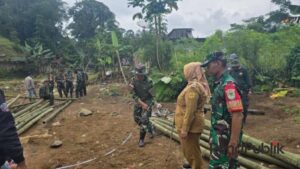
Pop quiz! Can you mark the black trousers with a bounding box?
[42,94,54,106]
[76,82,83,98]
[66,81,74,98]
[57,83,67,98]
[83,82,87,96]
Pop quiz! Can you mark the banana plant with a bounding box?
[111,31,128,84]
[24,42,54,73]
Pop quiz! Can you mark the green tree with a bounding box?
[286,46,300,87]
[68,0,116,40]
[0,0,66,50]
[128,0,181,70]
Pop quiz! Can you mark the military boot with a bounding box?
[182,164,191,169]
[138,139,145,147]
[139,128,146,147]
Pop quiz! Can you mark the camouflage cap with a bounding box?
[230,59,240,67]
[229,53,238,60]
[201,51,225,67]
[134,64,147,75]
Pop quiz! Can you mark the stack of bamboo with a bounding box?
[151,117,300,169]
[7,95,73,135]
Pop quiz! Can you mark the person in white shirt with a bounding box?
[24,73,36,101]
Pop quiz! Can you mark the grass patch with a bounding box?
[99,84,121,96]
[0,36,23,58]
[288,88,300,97]
[294,116,300,124]
[283,106,300,124]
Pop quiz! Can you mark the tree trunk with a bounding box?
[116,50,128,84]
[154,16,162,71]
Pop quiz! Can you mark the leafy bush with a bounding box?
[151,71,187,102]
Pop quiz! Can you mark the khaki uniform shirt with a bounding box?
[175,81,207,133]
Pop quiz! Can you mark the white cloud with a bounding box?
[63,0,286,36]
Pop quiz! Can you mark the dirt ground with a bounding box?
[19,83,300,169]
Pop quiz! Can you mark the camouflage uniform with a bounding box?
[228,66,251,122]
[39,80,54,105]
[75,70,84,98]
[209,72,243,169]
[201,52,244,169]
[130,65,154,146]
[55,73,67,98]
[228,54,251,122]
[48,78,55,94]
[82,72,88,96]
[65,70,74,98]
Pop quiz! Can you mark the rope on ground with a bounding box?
[104,132,133,157]
[56,158,97,169]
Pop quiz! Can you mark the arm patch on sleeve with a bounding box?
[224,82,243,113]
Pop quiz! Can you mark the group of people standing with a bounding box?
[130,52,251,169]
[0,68,89,169]
[50,68,88,99]
[24,68,88,106]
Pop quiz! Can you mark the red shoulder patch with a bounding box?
[224,82,243,113]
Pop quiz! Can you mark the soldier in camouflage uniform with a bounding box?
[227,54,251,122]
[55,70,67,98]
[201,52,244,169]
[65,70,74,98]
[82,71,88,96]
[129,64,154,147]
[48,73,55,94]
[75,68,84,98]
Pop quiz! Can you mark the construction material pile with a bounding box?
[151,117,300,169]
[7,95,73,135]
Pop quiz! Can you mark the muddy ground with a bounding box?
[16,83,300,169]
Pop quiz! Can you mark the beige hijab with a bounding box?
[183,62,211,99]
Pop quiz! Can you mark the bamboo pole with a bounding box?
[15,104,50,129]
[6,95,77,101]
[151,120,269,169]
[42,100,72,124]
[15,103,48,125]
[204,119,300,168]
[18,108,54,135]
[7,94,20,107]
[10,102,33,109]
[151,118,298,169]
[13,100,43,118]
[15,102,49,123]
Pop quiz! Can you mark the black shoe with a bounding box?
[149,133,154,139]
[182,164,191,169]
[138,140,144,147]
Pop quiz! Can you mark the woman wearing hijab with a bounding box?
[175,62,211,169]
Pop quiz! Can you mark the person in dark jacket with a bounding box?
[227,53,252,122]
[39,80,54,106]
[0,89,27,169]
[55,70,67,98]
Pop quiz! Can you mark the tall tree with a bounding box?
[128,0,180,70]
[0,0,66,50]
[68,0,116,40]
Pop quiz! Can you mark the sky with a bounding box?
[63,0,300,37]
